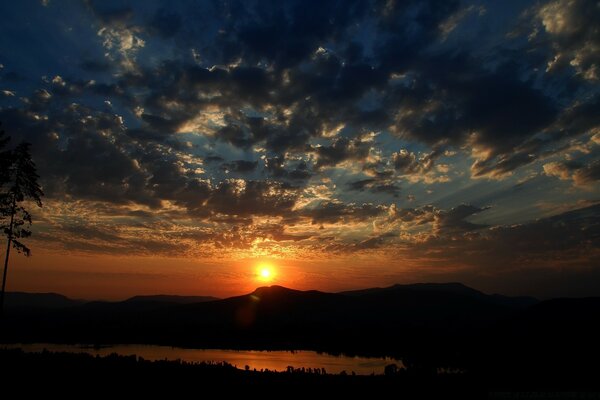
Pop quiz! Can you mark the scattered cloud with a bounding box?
[544,159,600,188]
[0,0,599,293]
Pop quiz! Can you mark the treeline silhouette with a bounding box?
[2,283,600,392]
[2,347,598,397]
[0,348,517,398]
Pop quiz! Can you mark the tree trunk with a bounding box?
[0,195,16,318]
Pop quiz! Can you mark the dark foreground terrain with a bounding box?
[2,348,598,398]
[2,283,600,394]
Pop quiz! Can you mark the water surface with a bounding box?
[3,343,402,375]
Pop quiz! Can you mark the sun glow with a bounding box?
[256,263,276,282]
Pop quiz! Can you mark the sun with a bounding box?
[256,263,276,282]
[260,268,271,279]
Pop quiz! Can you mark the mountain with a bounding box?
[2,283,598,375]
[3,292,83,309]
[340,282,483,297]
[124,295,219,304]
[341,282,538,307]
[3,292,220,309]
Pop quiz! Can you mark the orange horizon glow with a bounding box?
[9,250,423,301]
[7,246,588,301]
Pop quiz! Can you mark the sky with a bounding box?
[0,0,599,300]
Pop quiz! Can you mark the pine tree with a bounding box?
[0,141,44,316]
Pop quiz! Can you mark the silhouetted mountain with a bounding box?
[2,283,598,382]
[341,282,482,297]
[124,295,219,304]
[341,283,538,308]
[488,293,538,307]
[4,292,83,309]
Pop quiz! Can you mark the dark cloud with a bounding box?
[207,180,300,217]
[288,162,312,181]
[327,202,599,280]
[386,54,559,177]
[67,0,586,182]
[352,232,397,251]
[254,224,312,242]
[314,137,371,168]
[204,155,225,163]
[1,0,599,295]
[218,0,370,69]
[553,94,600,137]
[34,223,195,256]
[419,203,600,270]
[265,156,312,181]
[384,204,437,229]
[221,160,259,173]
[304,201,387,225]
[0,104,159,208]
[434,204,489,234]
[347,178,400,197]
[392,148,440,175]
[544,159,600,187]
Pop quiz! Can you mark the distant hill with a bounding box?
[4,292,220,309]
[340,282,483,297]
[340,282,538,307]
[124,295,219,304]
[4,292,83,309]
[2,283,598,376]
[1,283,543,349]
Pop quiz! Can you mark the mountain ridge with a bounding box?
[124,294,220,304]
[3,283,599,372]
[4,282,540,308]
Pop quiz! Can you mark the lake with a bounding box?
[2,343,402,375]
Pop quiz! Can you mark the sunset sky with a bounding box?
[1,0,599,300]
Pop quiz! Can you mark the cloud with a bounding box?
[67,0,577,184]
[221,160,259,173]
[421,203,600,270]
[265,156,312,181]
[392,148,441,175]
[314,137,372,169]
[544,159,600,187]
[312,202,599,281]
[433,204,489,234]
[535,0,600,80]
[207,179,300,217]
[347,178,400,197]
[303,201,387,225]
[1,0,599,288]
[85,2,145,71]
[438,5,485,40]
[0,104,160,208]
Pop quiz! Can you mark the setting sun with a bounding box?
[257,263,276,282]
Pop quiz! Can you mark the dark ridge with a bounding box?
[3,283,595,373]
[4,292,83,309]
[340,282,484,297]
[341,282,538,307]
[124,295,219,304]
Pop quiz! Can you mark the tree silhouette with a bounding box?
[0,139,44,316]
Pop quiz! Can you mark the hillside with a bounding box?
[2,284,598,375]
